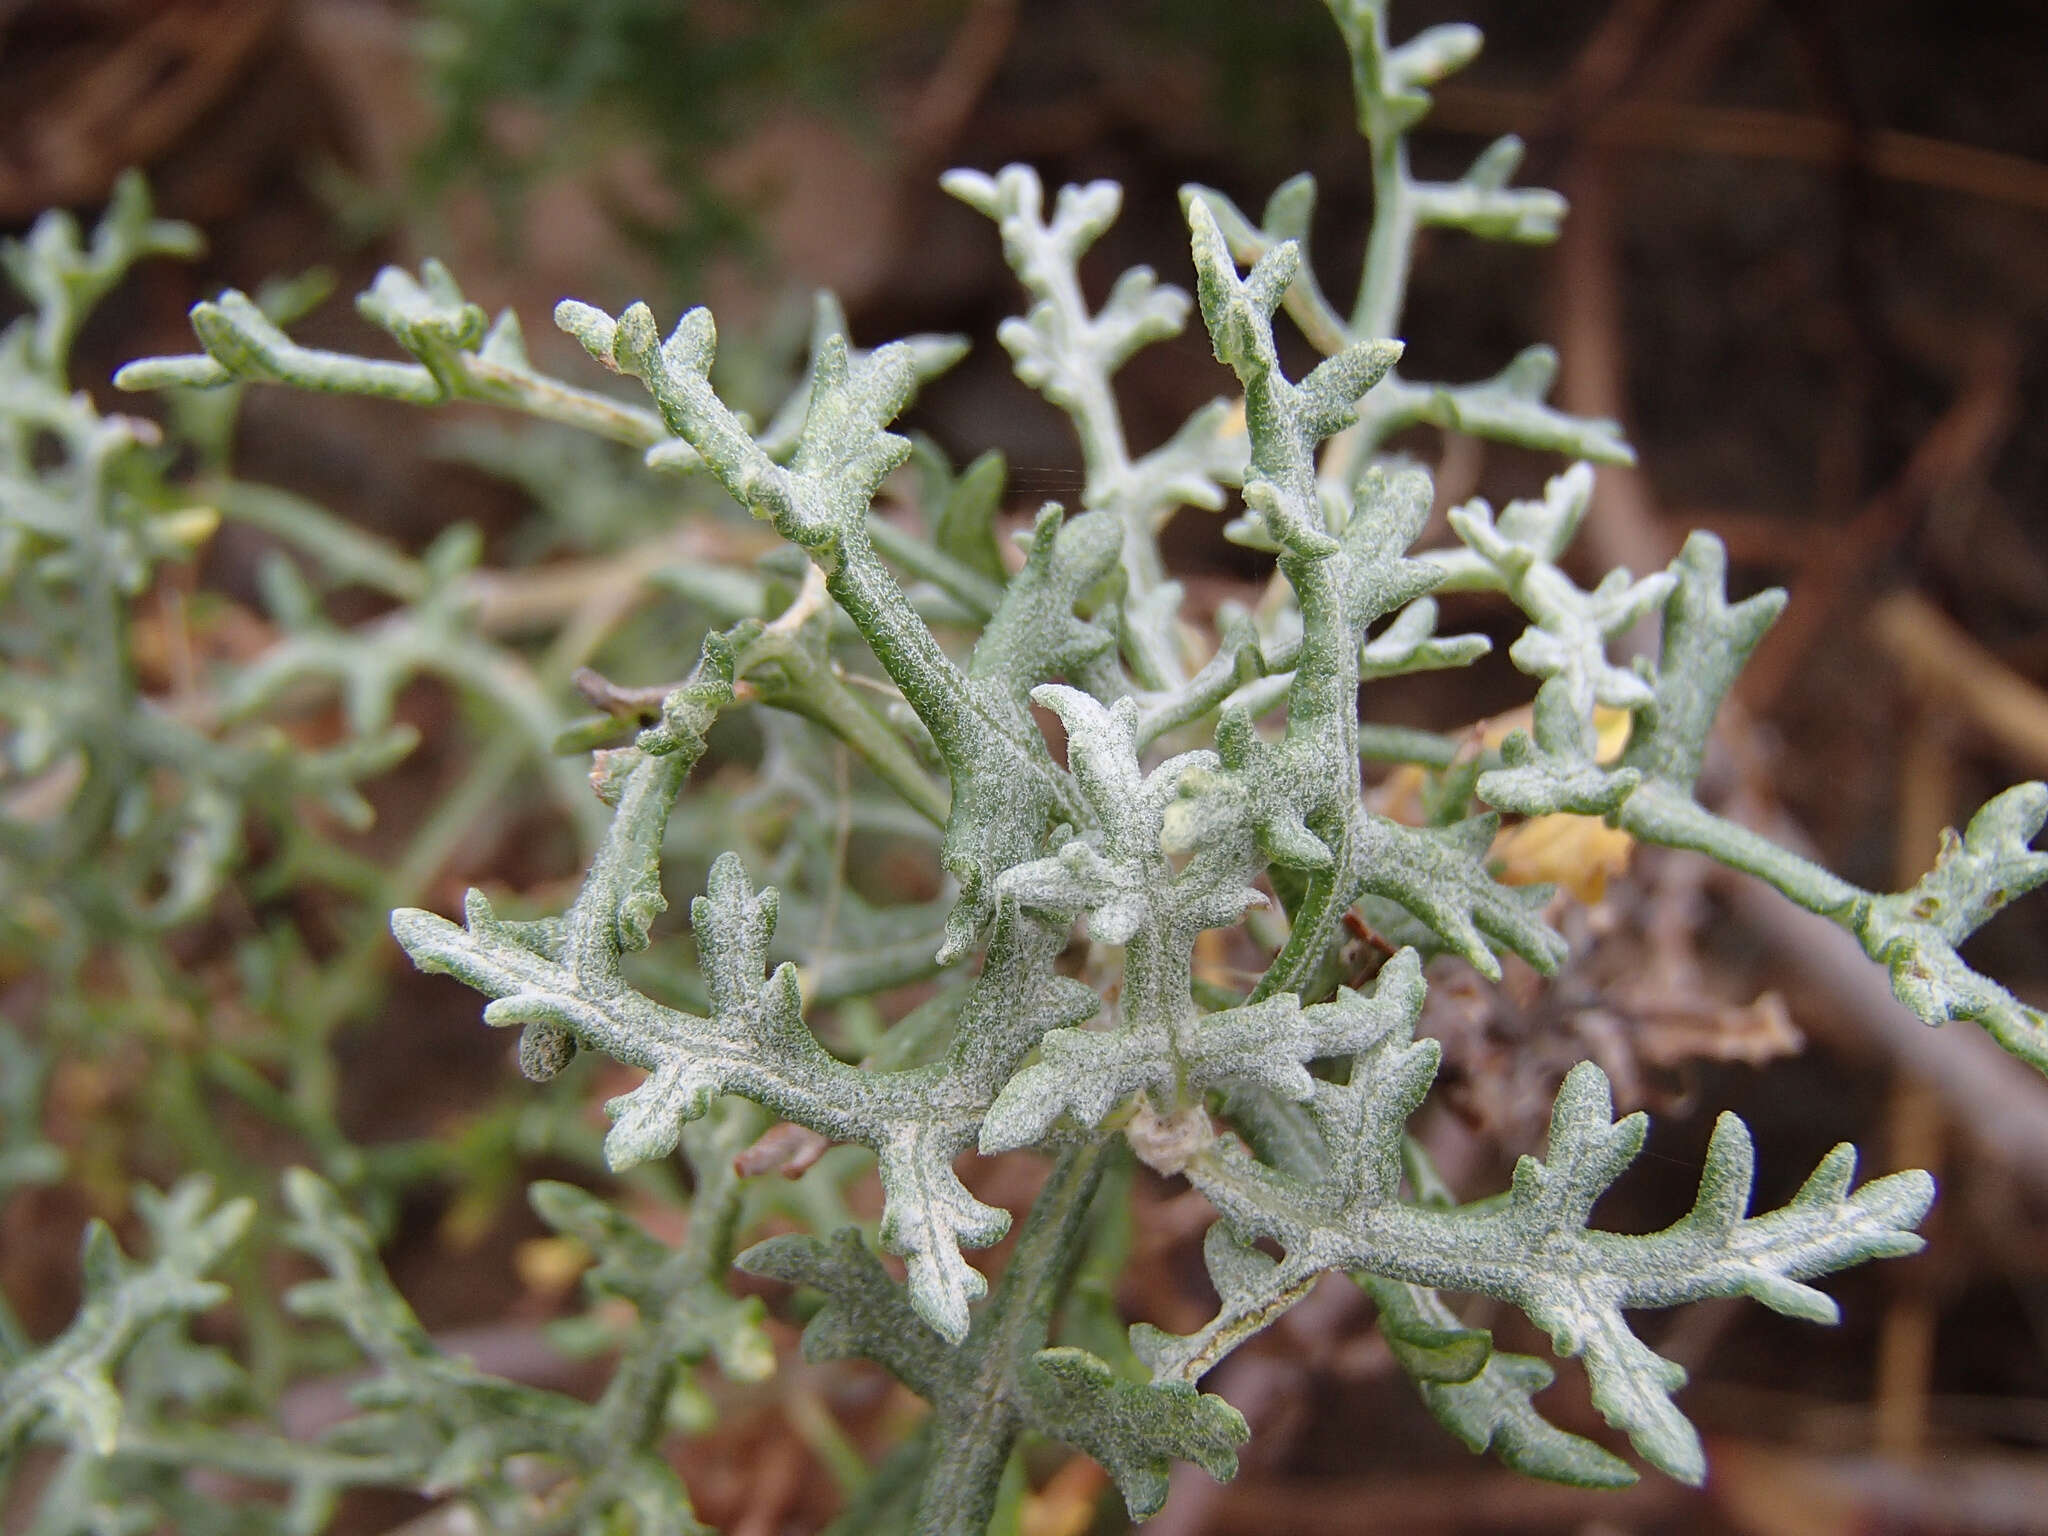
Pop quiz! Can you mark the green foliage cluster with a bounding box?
[5,2,2044,1532]
[414,0,870,280]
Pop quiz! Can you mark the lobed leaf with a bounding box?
[0,1179,252,1457]
[1180,1058,1931,1486]
[1360,1275,1637,1488]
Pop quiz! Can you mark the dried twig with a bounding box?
[1871,592,2048,775]
[1435,86,2048,216]
[1717,820,2048,1196]
[0,0,284,215]
[1737,343,2016,708]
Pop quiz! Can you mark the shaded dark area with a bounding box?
[5,0,2048,1531]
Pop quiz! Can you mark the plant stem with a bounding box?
[914,1138,1110,1535]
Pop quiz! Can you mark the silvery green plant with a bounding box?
[0,173,405,960]
[0,165,652,1290]
[6,1,2045,1532]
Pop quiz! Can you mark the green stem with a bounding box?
[1252,546,1362,1004]
[823,540,991,772]
[1353,134,1417,343]
[762,664,952,828]
[824,1419,935,1536]
[112,1423,412,1489]
[148,1053,294,1398]
[462,355,672,449]
[117,309,673,452]
[298,730,531,1043]
[867,514,1007,621]
[300,570,643,1041]
[914,1139,1110,1535]
[1617,785,1862,917]
[582,1103,766,1460]
[800,930,950,1006]
[214,481,426,601]
[1358,722,1463,767]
